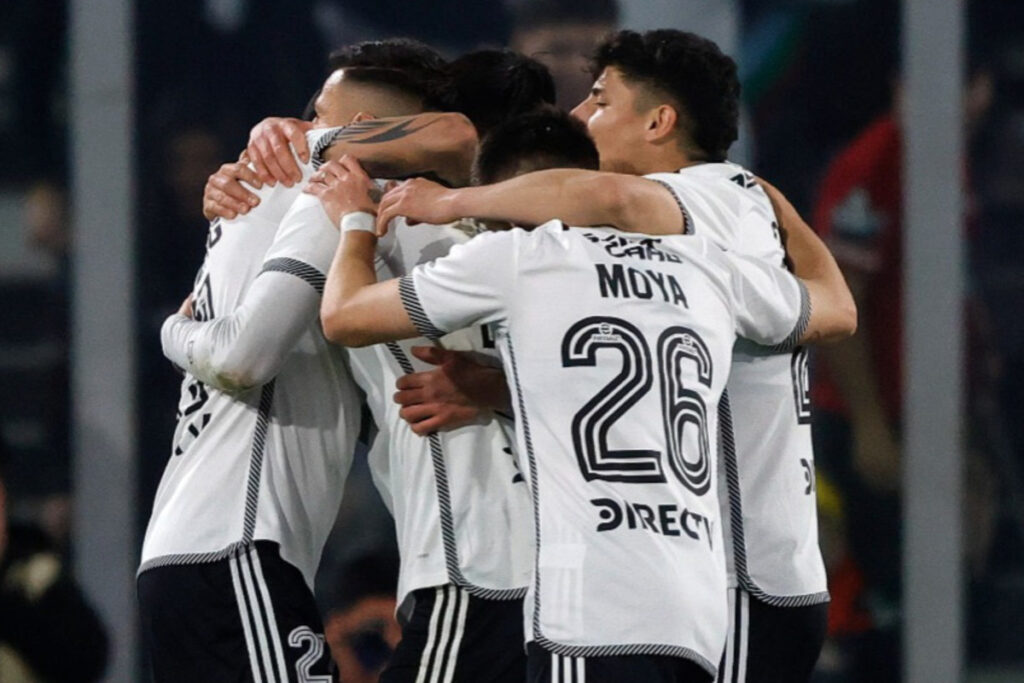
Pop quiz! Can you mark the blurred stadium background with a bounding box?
[1,0,1022,680]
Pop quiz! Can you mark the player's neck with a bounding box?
[632,143,704,175]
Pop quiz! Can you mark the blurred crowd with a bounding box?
[2,0,1024,680]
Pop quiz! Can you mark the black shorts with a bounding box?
[527,642,713,683]
[717,587,828,683]
[138,541,336,683]
[380,584,525,683]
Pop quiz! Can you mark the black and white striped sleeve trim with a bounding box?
[260,257,325,295]
[398,275,446,341]
[649,178,694,235]
[766,280,811,353]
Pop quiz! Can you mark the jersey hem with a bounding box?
[532,635,716,676]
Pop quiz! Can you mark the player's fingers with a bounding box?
[394,373,426,391]
[376,194,401,235]
[203,198,236,221]
[339,154,370,181]
[392,388,426,406]
[409,345,447,366]
[206,187,250,218]
[210,167,260,205]
[399,404,436,425]
[229,163,263,192]
[409,416,445,436]
[284,120,311,164]
[248,137,277,186]
[267,135,299,186]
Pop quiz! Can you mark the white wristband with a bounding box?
[340,211,377,234]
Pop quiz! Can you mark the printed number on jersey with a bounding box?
[561,316,713,495]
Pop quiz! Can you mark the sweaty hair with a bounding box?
[513,0,619,32]
[474,107,599,184]
[444,49,556,137]
[594,29,739,161]
[303,38,449,119]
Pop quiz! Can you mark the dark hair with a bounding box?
[445,49,556,136]
[303,38,449,119]
[594,29,739,161]
[514,0,619,33]
[474,107,599,184]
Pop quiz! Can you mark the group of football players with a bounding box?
[138,28,855,683]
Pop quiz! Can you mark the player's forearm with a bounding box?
[321,216,417,347]
[761,178,856,341]
[323,113,477,186]
[446,169,682,235]
[161,276,318,392]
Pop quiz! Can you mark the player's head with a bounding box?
[444,49,557,137]
[309,66,433,129]
[571,29,739,173]
[473,107,599,184]
[303,38,449,120]
[511,0,619,109]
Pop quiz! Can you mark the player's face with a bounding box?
[311,69,368,129]
[571,67,650,175]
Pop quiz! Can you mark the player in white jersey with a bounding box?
[199,51,562,683]
[376,30,855,683]
[137,42,474,683]
[313,145,852,683]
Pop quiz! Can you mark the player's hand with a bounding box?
[203,161,263,221]
[247,117,312,187]
[178,293,194,319]
[394,346,503,435]
[852,415,901,493]
[376,178,458,236]
[304,156,380,227]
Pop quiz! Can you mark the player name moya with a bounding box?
[590,496,714,550]
[595,264,689,308]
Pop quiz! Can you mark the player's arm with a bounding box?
[320,113,478,187]
[314,157,419,347]
[317,157,511,347]
[205,114,478,221]
[724,248,854,350]
[162,199,338,393]
[394,346,513,435]
[375,169,684,236]
[758,178,857,342]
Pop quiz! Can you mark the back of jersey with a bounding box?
[348,218,533,607]
[405,222,805,672]
[648,163,828,604]
[141,130,361,587]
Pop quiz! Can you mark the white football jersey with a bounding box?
[140,128,363,588]
[400,222,809,674]
[262,198,533,608]
[648,163,829,604]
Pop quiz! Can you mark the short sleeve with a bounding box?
[400,230,516,339]
[724,250,809,350]
[260,193,339,296]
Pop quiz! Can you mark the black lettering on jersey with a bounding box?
[791,347,812,424]
[582,232,682,263]
[595,264,688,308]
[729,171,757,190]
[206,218,223,250]
[480,324,496,349]
[590,497,714,550]
[193,273,215,322]
[174,379,211,456]
[503,446,524,484]
[801,458,816,495]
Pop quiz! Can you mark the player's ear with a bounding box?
[644,104,678,143]
[351,111,377,123]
